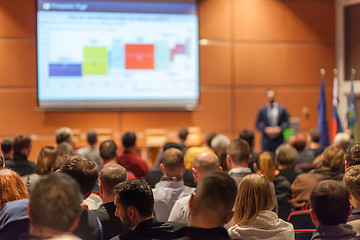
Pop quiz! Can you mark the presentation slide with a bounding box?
[37,0,199,109]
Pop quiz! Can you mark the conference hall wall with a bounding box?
[0,0,334,160]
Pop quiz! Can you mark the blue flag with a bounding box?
[348,78,358,143]
[317,79,329,146]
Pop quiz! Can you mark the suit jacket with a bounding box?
[90,201,127,240]
[174,226,231,240]
[255,104,289,152]
[5,152,36,176]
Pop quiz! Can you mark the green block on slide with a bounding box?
[83,47,108,75]
[155,45,170,70]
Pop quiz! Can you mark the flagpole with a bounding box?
[318,68,329,146]
[348,68,358,143]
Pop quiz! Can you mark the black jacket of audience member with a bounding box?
[5,152,36,176]
[311,224,357,240]
[278,168,301,184]
[173,226,231,240]
[145,169,195,188]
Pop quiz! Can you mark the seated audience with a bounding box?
[239,129,258,171]
[21,145,58,192]
[289,133,315,166]
[117,131,149,178]
[5,134,36,176]
[275,144,300,184]
[310,180,356,240]
[152,148,194,221]
[177,127,189,154]
[0,169,28,208]
[345,143,360,169]
[228,174,294,240]
[111,179,183,240]
[77,130,103,169]
[334,132,352,153]
[344,165,360,236]
[211,134,230,173]
[168,151,221,222]
[24,173,83,240]
[174,172,237,240]
[57,142,73,157]
[1,138,13,160]
[91,164,128,240]
[306,129,325,157]
[292,145,345,210]
[55,127,75,149]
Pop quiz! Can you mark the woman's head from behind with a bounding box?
[36,146,58,175]
[233,173,274,226]
[0,169,28,207]
[255,151,276,182]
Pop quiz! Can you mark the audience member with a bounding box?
[239,129,258,171]
[25,173,83,240]
[275,144,300,184]
[111,179,183,240]
[344,165,360,236]
[306,129,325,157]
[292,145,345,210]
[117,131,149,178]
[177,127,189,154]
[152,148,194,221]
[0,151,4,169]
[5,135,36,176]
[1,138,13,160]
[211,134,230,173]
[174,172,237,240]
[168,151,221,222]
[55,127,75,148]
[51,155,69,172]
[255,88,289,152]
[77,130,103,169]
[91,164,128,240]
[346,143,360,169]
[289,133,315,165]
[21,145,58,192]
[0,169,28,208]
[334,132,352,153]
[310,180,356,240]
[228,174,294,240]
[226,138,251,186]
[57,142,73,157]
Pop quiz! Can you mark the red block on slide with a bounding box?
[125,44,154,69]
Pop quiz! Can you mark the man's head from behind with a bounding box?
[192,151,221,184]
[227,138,250,169]
[114,179,154,229]
[56,127,73,145]
[1,138,13,158]
[309,128,321,143]
[189,172,237,228]
[100,140,118,161]
[13,135,32,156]
[160,148,185,178]
[275,144,298,168]
[99,164,127,199]
[87,131,98,146]
[59,155,98,198]
[122,131,136,149]
[344,165,360,208]
[28,173,82,236]
[239,129,254,149]
[310,180,349,227]
[346,144,360,168]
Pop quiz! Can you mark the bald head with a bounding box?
[161,148,185,178]
[192,151,221,184]
[99,164,127,196]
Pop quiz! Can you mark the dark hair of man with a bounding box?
[1,138,13,154]
[309,128,321,143]
[29,173,82,232]
[344,165,360,201]
[239,129,254,149]
[122,131,136,148]
[289,134,306,151]
[163,142,183,152]
[310,180,349,225]
[346,144,360,167]
[0,152,4,169]
[57,142,72,157]
[114,179,154,218]
[55,128,72,144]
[192,172,237,223]
[87,131,98,146]
[275,144,297,167]
[178,127,189,141]
[205,133,217,148]
[60,155,98,195]
[100,140,117,160]
[51,155,69,172]
[162,148,184,170]
[227,139,250,165]
[100,164,127,195]
[13,135,32,153]
[36,146,58,175]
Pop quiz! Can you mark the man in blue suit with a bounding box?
[255,89,289,152]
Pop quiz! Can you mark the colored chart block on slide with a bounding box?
[83,46,108,75]
[126,44,154,69]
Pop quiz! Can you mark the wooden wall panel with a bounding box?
[233,0,334,42]
[234,43,335,86]
[0,40,36,87]
[200,43,232,86]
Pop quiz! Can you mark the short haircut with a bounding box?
[334,132,351,152]
[275,144,298,167]
[29,173,82,232]
[192,172,237,224]
[56,127,73,144]
[57,142,73,157]
[99,164,127,195]
[100,140,118,160]
[163,142,183,152]
[162,148,184,170]
[60,155,98,195]
[205,132,217,147]
[87,131,98,145]
[51,155,69,172]
[344,165,360,201]
[239,129,254,148]
[192,151,220,172]
[114,179,154,218]
[13,135,32,153]
[1,138,13,154]
[233,174,274,226]
[289,134,306,151]
[310,180,349,225]
[309,129,321,143]
[122,131,136,148]
[322,145,345,172]
[178,127,189,141]
[227,139,250,165]
[0,169,28,207]
[35,146,58,175]
[346,144,360,167]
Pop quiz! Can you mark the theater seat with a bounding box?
[294,229,314,240]
[287,210,316,230]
